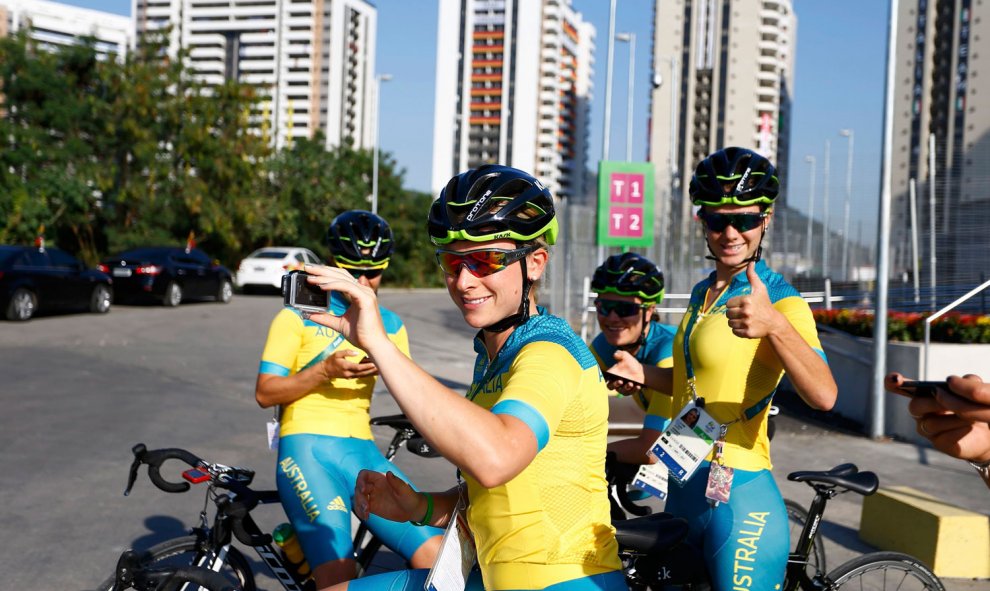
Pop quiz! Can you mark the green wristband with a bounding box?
[411,492,434,526]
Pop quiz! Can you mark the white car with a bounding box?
[235,247,322,293]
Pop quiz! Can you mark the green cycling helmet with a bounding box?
[428,165,559,246]
[689,147,779,207]
[591,252,665,303]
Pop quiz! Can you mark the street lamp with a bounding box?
[805,155,816,270]
[370,73,393,214]
[839,128,854,281]
[615,32,635,161]
[822,139,831,277]
[597,0,617,264]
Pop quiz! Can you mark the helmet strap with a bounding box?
[483,259,532,333]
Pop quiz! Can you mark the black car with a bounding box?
[99,247,233,306]
[0,245,113,321]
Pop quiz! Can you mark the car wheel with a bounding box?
[163,281,182,307]
[6,288,37,321]
[217,278,233,303]
[90,284,112,314]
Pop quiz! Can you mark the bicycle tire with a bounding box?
[96,536,256,591]
[159,566,240,591]
[826,551,945,591]
[784,499,827,576]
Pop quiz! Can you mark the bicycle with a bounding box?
[96,420,439,591]
[104,547,239,591]
[612,463,945,590]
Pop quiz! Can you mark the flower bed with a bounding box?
[812,309,990,343]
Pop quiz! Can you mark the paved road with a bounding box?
[0,291,984,589]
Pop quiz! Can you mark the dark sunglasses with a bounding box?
[594,299,648,318]
[700,211,767,233]
[347,268,383,280]
[435,246,535,278]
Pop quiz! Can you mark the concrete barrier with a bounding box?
[859,485,990,578]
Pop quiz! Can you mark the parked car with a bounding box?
[0,245,113,321]
[99,247,233,306]
[235,246,321,293]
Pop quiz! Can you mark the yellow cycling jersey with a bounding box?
[464,312,621,590]
[258,304,409,440]
[671,261,826,471]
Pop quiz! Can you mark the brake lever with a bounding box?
[124,443,148,496]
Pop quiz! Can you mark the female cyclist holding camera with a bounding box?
[305,166,626,591]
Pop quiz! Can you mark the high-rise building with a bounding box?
[431,0,594,201]
[648,0,795,271]
[890,0,990,286]
[0,0,132,58]
[133,0,376,149]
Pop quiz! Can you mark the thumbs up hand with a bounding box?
[724,262,782,339]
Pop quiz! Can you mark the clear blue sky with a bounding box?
[63,0,888,242]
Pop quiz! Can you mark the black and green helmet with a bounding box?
[689,147,779,207]
[427,165,559,246]
[326,210,393,269]
[591,252,665,303]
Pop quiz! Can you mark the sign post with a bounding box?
[597,161,655,249]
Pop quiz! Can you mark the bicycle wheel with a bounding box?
[826,551,945,591]
[785,499,827,576]
[97,536,256,591]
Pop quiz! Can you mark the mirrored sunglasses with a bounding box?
[347,267,383,280]
[700,212,767,233]
[594,299,647,318]
[435,246,535,278]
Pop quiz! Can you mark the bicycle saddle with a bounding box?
[613,512,689,554]
[370,414,415,431]
[787,464,879,496]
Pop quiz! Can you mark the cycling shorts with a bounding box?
[664,462,789,591]
[346,567,629,591]
[276,433,441,567]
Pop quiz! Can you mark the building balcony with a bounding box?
[471,73,503,82]
[472,59,503,68]
[469,102,502,111]
[472,44,504,54]
[469,116,502,125]
[472,30,505,40]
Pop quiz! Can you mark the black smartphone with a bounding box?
[282,271,329,313]
[899,380,947,398]
[603,371,647,389]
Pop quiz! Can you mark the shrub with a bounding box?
[812,309,990,343]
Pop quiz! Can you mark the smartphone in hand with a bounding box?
[282,271,329,314]
[603,370,647,389]
[899,380,947,398]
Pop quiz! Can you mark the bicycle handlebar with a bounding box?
[605,453,652,517]
[125,443,207,495]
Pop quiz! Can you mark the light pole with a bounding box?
[822,139,831,277]
[597,0,617,264]
[616,32,635,161]
[370,73,392,214]
[804,155,816,271]
[840,129,854,280]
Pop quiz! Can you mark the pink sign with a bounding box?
[609,173,645,204]
[608,207,644,238]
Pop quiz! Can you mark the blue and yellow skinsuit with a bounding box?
[591,321,677,432]
[665,260,827,591]
[349,310,627,591]
[259,295,440,568]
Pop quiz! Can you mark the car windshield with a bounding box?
[249,250,289,259]
[0,247,22,268]
[114,248,170,264]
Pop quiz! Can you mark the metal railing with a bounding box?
[923,277,990,378]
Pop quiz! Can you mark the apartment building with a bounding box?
[648,0,795,262]
[133,0,376,149]
[889,0,990,286]
[0,0,132,58]
[432,0,594,201]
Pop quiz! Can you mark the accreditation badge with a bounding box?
[649,400,719,483]
[631,461,669,500]
[426,496,476,591]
